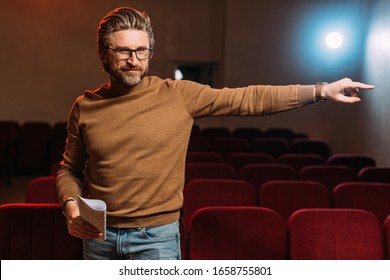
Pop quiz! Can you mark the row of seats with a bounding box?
[186,151,378,173]
[39,159,390,225]
[187,206,390,260]
[0,121,67,182]
[0,122,321,182]
[182,179,390,226]
[184,162,390,191]
[188,136,330,159]
[191,126,307,143]
[22,175,390,260]
[1,203,389,260]
[0,121,377,179]
[0,203,82,260]
[24,176,390,225]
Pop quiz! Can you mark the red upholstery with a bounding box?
[288,139,329,159]
[227,152,275,174]
[232,128,262,142]
[327,153,376,173]
[259,180,331,224]
[17,122,51,175]
[384,214,390,260]
[0,121,20,184]
[299,165,357,191]
[202,127,231,141]
[278,153,325,172]
[0,203,83,259]
[187,136,210,152]
[183,179,257,230]
[188,206,286,260]
[25,176,59,203]
[358,166,390,183]
[264,128,295,142]
[186,151,224,163]
[250,137,289,158]
[210,137,249,161]
[333,182,390,223]
[288,208,384,259]
[239,163,297,189]
[185,163,236,186]
[49,122,67,166]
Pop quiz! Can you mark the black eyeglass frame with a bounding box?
[106,47,153,61]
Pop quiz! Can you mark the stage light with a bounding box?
[325,32,343,49]
[292,2,366,79]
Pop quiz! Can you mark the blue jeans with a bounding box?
[83,221,181,260]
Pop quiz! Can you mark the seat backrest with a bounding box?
[278,153,325,172]
[202,127,231,141]
[299,165,357,191]
[185,151,224,163]
[17,122,52,174]
[49,122,68,166]
[327,153,376,173]
[185,163,236,186]
[227,152,275,174]
[259,180,331,224]
[333,182,390,223]
[239,163,297,189]
[0,203,83,259]
[187,136,210,152]
[25,176,59,203]
[250,137,290,158]
[210,137,249,161]
[232,128,263,142]
[0,121,21,145]
[183,179,257,230]
[288,208,384,260]
[384,214,390,260]
[263,128,294,142]
[358,166,390,183]
[188,206,286,259]
[0,121,21,184]
[289,139,329,158]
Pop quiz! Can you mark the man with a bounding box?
[56,7,374,260]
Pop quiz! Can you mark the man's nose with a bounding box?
[126,51,139,64]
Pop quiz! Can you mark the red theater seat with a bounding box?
[288,208,384,260]
[183,179,257,230]
[188,206,286,260]
[239,163,297,189]
[333,182,390,223]
[25,176,59,203]
[259,180,331,224]
[0,203,83,259]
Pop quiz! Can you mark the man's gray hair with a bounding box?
[97,7,155,52]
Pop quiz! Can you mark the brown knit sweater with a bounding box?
[56,76,315,228]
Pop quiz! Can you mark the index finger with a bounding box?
[347,82,375,90]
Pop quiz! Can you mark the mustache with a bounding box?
[121,66,142,71]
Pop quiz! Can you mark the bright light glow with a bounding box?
[325,32,343,49]
[175,69,183,80]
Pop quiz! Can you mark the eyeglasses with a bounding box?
[107,47,153,61]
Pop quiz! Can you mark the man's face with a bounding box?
[102,29,151,87]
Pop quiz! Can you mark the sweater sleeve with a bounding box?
[56,96,88,205]
[172,80,315,118]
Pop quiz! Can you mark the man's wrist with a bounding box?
[314,82,328,102]
[62,197,78,216]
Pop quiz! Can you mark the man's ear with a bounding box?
[99,49,108,64]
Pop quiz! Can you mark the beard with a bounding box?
[107,63,149,87]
